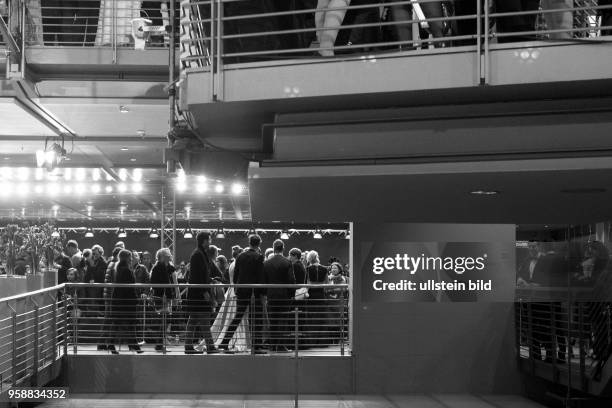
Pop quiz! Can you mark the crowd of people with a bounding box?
[516,239,611,378]
[58,232,349,354]
[2,1,610,54]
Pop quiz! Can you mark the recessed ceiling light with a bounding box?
[560,188,606,194]
[469,190,500,196]
[119,106,129,113]
[3,157,9,160]
[121,147,129,151]
[130,158,136,162]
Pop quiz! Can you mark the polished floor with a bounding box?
[39,394,547,408]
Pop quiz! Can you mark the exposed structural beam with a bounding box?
[0,135,168,143]
[12,81,76,137]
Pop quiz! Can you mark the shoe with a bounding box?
[206,347,220,354]
[154,345,166,352]
[254,348,268,355]
[108,345,118,355]
[129,346,144,354]
[97,345,107,351]
[184,345,203,355]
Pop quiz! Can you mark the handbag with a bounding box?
[294,267,310,300]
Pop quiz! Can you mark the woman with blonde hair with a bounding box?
[150,247,180,352]
[306,250,330,346]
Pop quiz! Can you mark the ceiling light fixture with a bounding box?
[149,228,159,239]
[216,228,226,239]
[345,230,351,239]
[35,139,67,171]
[117,228,127,238]
[469,190,500,196]
[280,230,290,240]
[215,183,224,194]
[85,227,94,238]
[231,183,244,195]
[51,227,60,238]
[119,105,129,113]
[184,228,194,239]
[313,229,323,239]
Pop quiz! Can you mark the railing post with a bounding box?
[484,0,490,84]
[250,293,255,355]
[162,293,167,355]
[476,0,482,84]
[11,309,17,386]
[73,292,78,355]
[294,306,299,408]
[209,0,215,102]
[32,299,40,386]
[527,301,535,374]
[550,302,557,375]
[578,302,586,392]
[51,292,58,361]
[215,0,223,100]
[19,0,25,77]
[340,292,345,357]
[62,291,68,357]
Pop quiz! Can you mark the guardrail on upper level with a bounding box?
[177,0,612,102]
[515,284,612,395]
[63,282,349,356]
[0,285,65,393]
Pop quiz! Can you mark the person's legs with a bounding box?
[220,297,249,347]
[496,0,538,42]
[419,0,444,39]
[318,0,350,55]
[390,5,413,45]
[542,0,573,39]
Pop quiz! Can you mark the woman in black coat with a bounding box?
[109,249,142,354]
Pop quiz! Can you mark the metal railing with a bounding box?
[63,282,350,356]
[516,284,612,393]
[0,284,66,392]
[0,0,180,48]
[178,0,612,70]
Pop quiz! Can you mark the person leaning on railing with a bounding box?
[83,244,107,349]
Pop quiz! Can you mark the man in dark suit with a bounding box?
[184,231,218,354]
[220,234,266,353]
[264,240,296,352]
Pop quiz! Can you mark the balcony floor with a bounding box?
[39,394,547,408]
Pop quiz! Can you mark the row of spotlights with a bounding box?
[176,181,245,195]
[0,167,143,182]
[0,182,143,196]
[76,228,350,240]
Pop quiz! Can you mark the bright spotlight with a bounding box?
[280,231,290,240]
[75,183,86,195]
[91,184,101,194]
[17,167,29,181]
[313,229,323,239]
[132,168,143,182]
[176,181,187,193]
[196,183,208,194]
[17,183,29,196]
[1,167,12,179]
[92,168,101,181]
[105,185,113,193]
[34,185,44,194]
[231,183,244,195]
[118,168,128,181]
[118,183,128,193]
[75,168,86,181]
[132,183,143,193]
[63,185,73,194]
[214,183,224,194]
[47,183,60,196]
[35,168,44,181]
